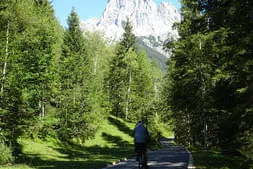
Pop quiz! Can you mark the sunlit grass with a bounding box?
[21,138,68,161]
[0,165,33,169]
[84,115,135,148]
[0,115,136,169]
[191,148,249,169]
[160,123,174,138]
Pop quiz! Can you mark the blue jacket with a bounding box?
[134,124,148,143]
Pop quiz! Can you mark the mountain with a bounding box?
[80,0,181,70]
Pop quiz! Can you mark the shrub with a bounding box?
[146,117,162,149]
[0,143,14,165]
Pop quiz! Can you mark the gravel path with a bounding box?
[102,138,192,169]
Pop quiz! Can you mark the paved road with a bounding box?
[102,138,191,169]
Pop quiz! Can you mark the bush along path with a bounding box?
[102,138,193,169]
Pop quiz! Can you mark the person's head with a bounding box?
[137,120,142,126]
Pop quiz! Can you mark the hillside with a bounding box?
[0,116,136,169]
[136,36,169,72]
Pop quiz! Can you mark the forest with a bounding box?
[0,0,252,168]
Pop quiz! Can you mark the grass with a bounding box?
[159,123,174,138]
[0,115,136,169]
[0,165,32,169]
[190,148,251,169]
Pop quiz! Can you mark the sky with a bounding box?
[51,0,181,28]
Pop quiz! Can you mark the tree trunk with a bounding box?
[94,54,98,75]
[1,20,9,95]
[42,102,45,117]
[199,39,208,149]
[187,111,191,146]
[154,84,158,99]
[125,69,132,120]
[39,101,46,117]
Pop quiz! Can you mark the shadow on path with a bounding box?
[102,138,190,169]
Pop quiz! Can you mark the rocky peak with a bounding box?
[81,0,180,42]
[80,0,181,64]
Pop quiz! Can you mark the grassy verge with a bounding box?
[0,115,136,169]
[190,148,252,169]
[0,165,32,169]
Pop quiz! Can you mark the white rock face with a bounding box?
[80,0,181,42]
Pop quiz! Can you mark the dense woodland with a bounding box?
[0,0,252,167]
[163,0,253,166]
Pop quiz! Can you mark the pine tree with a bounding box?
[0,0,60,156]
[107,19,155,121]
[57,9,97,142]
[107,19,136,117]
[164,0,253,162]
[82,31,114,127]
[200,0,253,159]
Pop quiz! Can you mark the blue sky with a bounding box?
[52,0,181,27]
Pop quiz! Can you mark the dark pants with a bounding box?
[135,142,147,166]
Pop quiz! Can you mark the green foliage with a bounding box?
[56,9,91,142]
[107,20,157,122]
[118,18,136,54]
[136,36,168,72]
[163,0,253,161]
[191,148,252,169]
[0,0,61,157]
[0,143,13,165]
[107,19,136,117]
[83,31,113,118]
[146,115,163,149]
[55,10,115,144]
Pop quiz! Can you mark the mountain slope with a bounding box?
[80,0,181,69]
[136,36,168,71]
